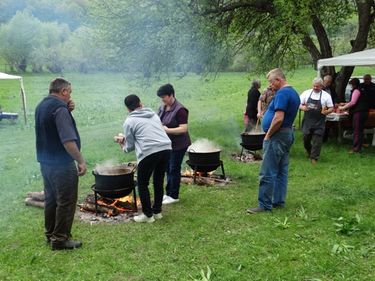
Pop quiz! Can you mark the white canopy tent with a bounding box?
[0,72,27,124]
[317,48,375,73]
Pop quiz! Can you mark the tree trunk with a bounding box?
[334,0,374,101]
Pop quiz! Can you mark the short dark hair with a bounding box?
[124,94,141,111]
[157,84,175,97]
[349,78,360,89]
[49,78,71,94]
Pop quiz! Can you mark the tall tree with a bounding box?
[190,0,375,99]
[90,0,374,98]
[89,0,230,76]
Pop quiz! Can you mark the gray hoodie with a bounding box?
[123,107,172,163]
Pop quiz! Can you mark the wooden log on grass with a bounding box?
[26,191,45,202]
[78,202,119,216]
[25,197,44,208]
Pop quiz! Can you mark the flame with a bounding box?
[96,195,140,216]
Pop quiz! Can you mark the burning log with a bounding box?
[25,197,44,208]
[78,202,119,216]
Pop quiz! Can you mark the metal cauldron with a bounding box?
[92,164,135,198]
[240,132,265,151]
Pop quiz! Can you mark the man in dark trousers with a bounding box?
[35,77,86,250]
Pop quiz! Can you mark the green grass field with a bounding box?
[1,69,375,281]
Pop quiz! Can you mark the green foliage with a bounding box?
[0,11,42,71]
[0,11,70,73]
[331,242,355,255]
[89,0,230,76]
[296,205,309,220]
[191,266,213,281]
[274,216,291,229]
[333,214,361,236]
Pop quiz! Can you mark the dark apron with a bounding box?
[302,90,325,136]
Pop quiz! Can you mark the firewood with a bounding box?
[26,191,45,202]
[25,198,44,208]
[78,202,119,216]
[181,176,215,186]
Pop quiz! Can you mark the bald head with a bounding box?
[323,75,333,87]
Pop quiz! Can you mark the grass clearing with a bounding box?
[0,69,375,280]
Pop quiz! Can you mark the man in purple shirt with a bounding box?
[247,68,300,213]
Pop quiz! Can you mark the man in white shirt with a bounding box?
[300,77,333,164]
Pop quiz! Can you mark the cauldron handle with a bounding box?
[127,162,137,173]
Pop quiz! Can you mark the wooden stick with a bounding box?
[255,118,260,131]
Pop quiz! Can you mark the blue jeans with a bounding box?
[258,129,294,210]
[166,148,187,199]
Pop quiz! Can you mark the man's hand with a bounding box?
[300,104,309,112]
[77,162,87,176]
[67,100,75,112]
[257,112,263,119]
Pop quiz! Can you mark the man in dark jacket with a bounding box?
[35,77,86,250]
[360,74,375,109]
[245,80,261,131]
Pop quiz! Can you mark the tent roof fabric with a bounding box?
[317,48,375,70]
[0,72,22,80]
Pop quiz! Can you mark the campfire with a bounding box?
[181,168,230,186]
[79,193,139,217]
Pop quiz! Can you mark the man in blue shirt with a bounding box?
[247,68,300,213]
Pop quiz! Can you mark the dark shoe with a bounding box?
[51,240,82,251]
[246,207,271,214]
[272,204,285,209]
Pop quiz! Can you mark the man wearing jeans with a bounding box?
[35,78,86,250]
[115,95,171,223]
[247,68,300,213]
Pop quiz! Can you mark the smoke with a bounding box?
[94,159,121,174]
[188,138,221,153]
[244,123,265,135]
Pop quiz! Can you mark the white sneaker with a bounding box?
[163,195,169,201]
[133,213,155,223]
[154,213,163,220]
[162,196,180,205]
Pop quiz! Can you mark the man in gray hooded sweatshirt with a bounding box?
[115,94,171,223]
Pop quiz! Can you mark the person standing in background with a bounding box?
[245,80,261,131]
[247,68,300,214]
[157,84,191,205]
[339,78,369,153]
[35,77,86,250]
[257,86,276,119]
[322,75,338,105]
[360,74,375,109]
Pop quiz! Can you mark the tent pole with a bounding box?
[20,78,27,125]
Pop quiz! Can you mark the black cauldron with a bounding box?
[240,132,266,151]
[92,165,135,198]
[187,149,221,172]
